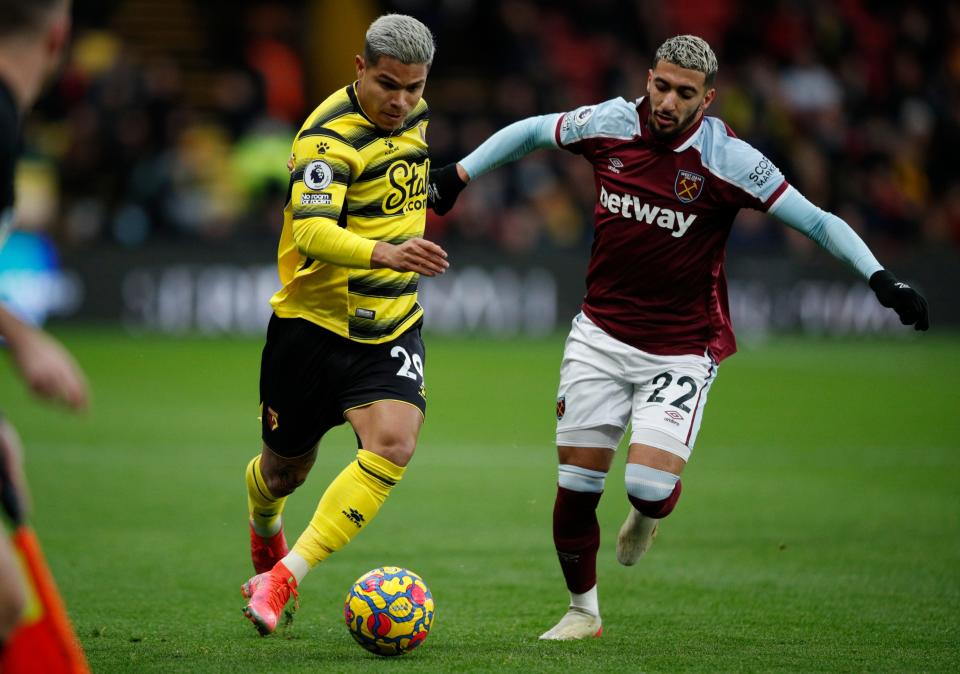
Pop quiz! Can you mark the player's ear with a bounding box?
[355,55,366,80]
[701,88,717,111]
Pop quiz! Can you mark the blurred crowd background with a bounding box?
[12,0,960,262]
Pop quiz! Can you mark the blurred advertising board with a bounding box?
[23,243,954,336]
[0,232,83,327]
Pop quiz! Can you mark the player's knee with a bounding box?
[364,430,416,468]
[558,464,606,493]
[625,463,682,519]
[263,466,307,497]
[554,466,604,543]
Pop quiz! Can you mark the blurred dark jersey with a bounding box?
[0,79,18,245]
[556,96,789,362]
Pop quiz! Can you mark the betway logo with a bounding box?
[599,185,696,238]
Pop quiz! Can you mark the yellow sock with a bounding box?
[246,455,287,536]
[292,449,406,566]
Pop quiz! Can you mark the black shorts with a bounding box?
[259,314,427,458]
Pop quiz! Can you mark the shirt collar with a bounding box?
[636,96,704,152]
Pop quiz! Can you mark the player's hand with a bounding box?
[869,269,929,331]
[372,238,449,277]
[7,324,90,411]
[427,163,468,215]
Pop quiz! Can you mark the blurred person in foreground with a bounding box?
[240,13,448,636]
[429,34,928,640]
[0,0,90,662]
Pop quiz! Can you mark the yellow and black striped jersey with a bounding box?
[270,83,430,343]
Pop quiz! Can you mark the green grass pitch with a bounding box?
[1,328,957,672]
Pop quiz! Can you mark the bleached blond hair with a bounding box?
[655,35,718,85]
[364,14,435,68]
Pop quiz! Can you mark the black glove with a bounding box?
[427,163,466,215]
[869,269,929,331]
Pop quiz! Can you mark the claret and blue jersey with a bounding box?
[458,92,883,361]
[555,96,789,363]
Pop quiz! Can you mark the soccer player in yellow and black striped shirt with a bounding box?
[241,14,449,636]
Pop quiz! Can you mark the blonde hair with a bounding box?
[655,35,718,85]
[364,14,435,68]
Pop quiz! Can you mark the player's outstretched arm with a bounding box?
[371,238,450,277]
[0,305,89,411]
[769,188,929,331]
[428,113,560,215]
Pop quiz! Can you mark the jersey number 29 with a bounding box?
[391,346,424,382]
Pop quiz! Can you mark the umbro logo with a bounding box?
[343,507,366,528]
[607,157,624,173]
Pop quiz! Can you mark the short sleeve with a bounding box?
[695,122,788,210]
[556,97,642,153]
[289,130,361,224]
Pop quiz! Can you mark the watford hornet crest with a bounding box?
[265,406,279,431]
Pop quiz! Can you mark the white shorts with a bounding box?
[555,313,718,462]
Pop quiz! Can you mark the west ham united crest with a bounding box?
[556,396,566,420]
[674,170,704,203]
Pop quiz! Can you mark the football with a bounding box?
[343,566,435,656]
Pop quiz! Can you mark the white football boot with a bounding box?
[538,607,603,640]
[616,507,659,565]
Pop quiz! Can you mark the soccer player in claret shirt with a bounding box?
[240,14,449,636]
[428,34,929,640]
